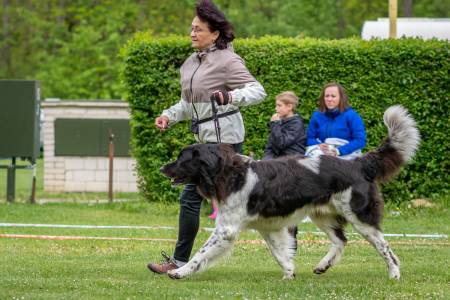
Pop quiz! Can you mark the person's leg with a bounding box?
[173,183,203,262]
[149,142,242,274]
[147,183,203,274]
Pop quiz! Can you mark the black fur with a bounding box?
[161,143,247,201]
[160,105,419,280]
[162,142,395,227]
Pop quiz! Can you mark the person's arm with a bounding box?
[160,98,191,126]
[306,113,321,146]
[270,119,305,151]
[229,82,266,107]
[336,112,366,156]
[226,56,266,107]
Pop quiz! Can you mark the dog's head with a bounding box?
[161,144,238,198]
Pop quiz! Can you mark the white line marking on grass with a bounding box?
[1,234,449,246]
[0,223,175,230]
[0,233,175,242]
[0,223,447,239]
[297,231,449,239]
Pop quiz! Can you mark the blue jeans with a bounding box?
[173,143,242,262]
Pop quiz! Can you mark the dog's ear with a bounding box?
[190,146,217,197]
[199,167,215,192]
[197,148,218,177]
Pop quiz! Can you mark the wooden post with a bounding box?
[6,157,16,202]
[389,0,398,39]
[108,130,114,203]
[30,160,36,204]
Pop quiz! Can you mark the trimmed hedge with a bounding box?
[121,34,449,203]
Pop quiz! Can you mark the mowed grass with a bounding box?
[0,200,449,299]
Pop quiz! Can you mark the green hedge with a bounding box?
[121,34,449,203]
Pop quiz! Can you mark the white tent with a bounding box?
[362,18,450,40]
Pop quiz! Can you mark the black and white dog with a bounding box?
[161,105,420,280]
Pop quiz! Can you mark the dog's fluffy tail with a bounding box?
[361,105,420,182]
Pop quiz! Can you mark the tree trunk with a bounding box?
[2,0,11,75]
[57,0,65,25]
[336,0,346,38]
[404,0,413,17]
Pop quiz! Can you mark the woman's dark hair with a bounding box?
[318,82,350,113]
[196,0,234,50]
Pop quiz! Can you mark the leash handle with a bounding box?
[210,98,222,143]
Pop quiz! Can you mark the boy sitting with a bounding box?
[263,91,306,159]
[263,91,307,250]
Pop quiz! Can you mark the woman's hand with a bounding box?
[318,143,328,152]
[211,89,231,105]
[155,116,169,132]
[319,144,337,156]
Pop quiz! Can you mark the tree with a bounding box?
[404,0,413,17]
[1,0,11,77]
[0,0,447,99]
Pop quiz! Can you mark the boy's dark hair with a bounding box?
[196,0,234,50]
[318,82,350,112]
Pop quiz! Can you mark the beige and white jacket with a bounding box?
[162,45,266,144]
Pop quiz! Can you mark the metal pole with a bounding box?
[389,0,398,39]
[6,157,16,202]
[108,130,114,203]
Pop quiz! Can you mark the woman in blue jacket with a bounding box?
[306,82,366,159]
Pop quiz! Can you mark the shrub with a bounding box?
[121,34,449,203]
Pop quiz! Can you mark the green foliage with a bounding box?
[122,35,449,203]
[33,1,139,99]
[1,0,448,99]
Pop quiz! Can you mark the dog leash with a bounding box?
[210,97,222,143]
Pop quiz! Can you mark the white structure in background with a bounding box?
[41,100,138,192]
[362,18,450,40]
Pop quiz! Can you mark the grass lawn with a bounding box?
[0,199,449,300]
[0,158,449,299]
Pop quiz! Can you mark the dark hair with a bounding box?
[318,82,350,112]
[196,0,234,50]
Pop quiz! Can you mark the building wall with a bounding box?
[41,100,138,192]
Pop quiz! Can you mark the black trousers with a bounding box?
[173,143,242,263]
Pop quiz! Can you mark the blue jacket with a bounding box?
[264,114,306,159]
[306,107,366,156]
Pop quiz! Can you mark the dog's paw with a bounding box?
[389,269,401,280]
[282,273,295,280]
[313,267,328,275]
[167,270,182,280]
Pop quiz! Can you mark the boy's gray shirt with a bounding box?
[162,46,266,144]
